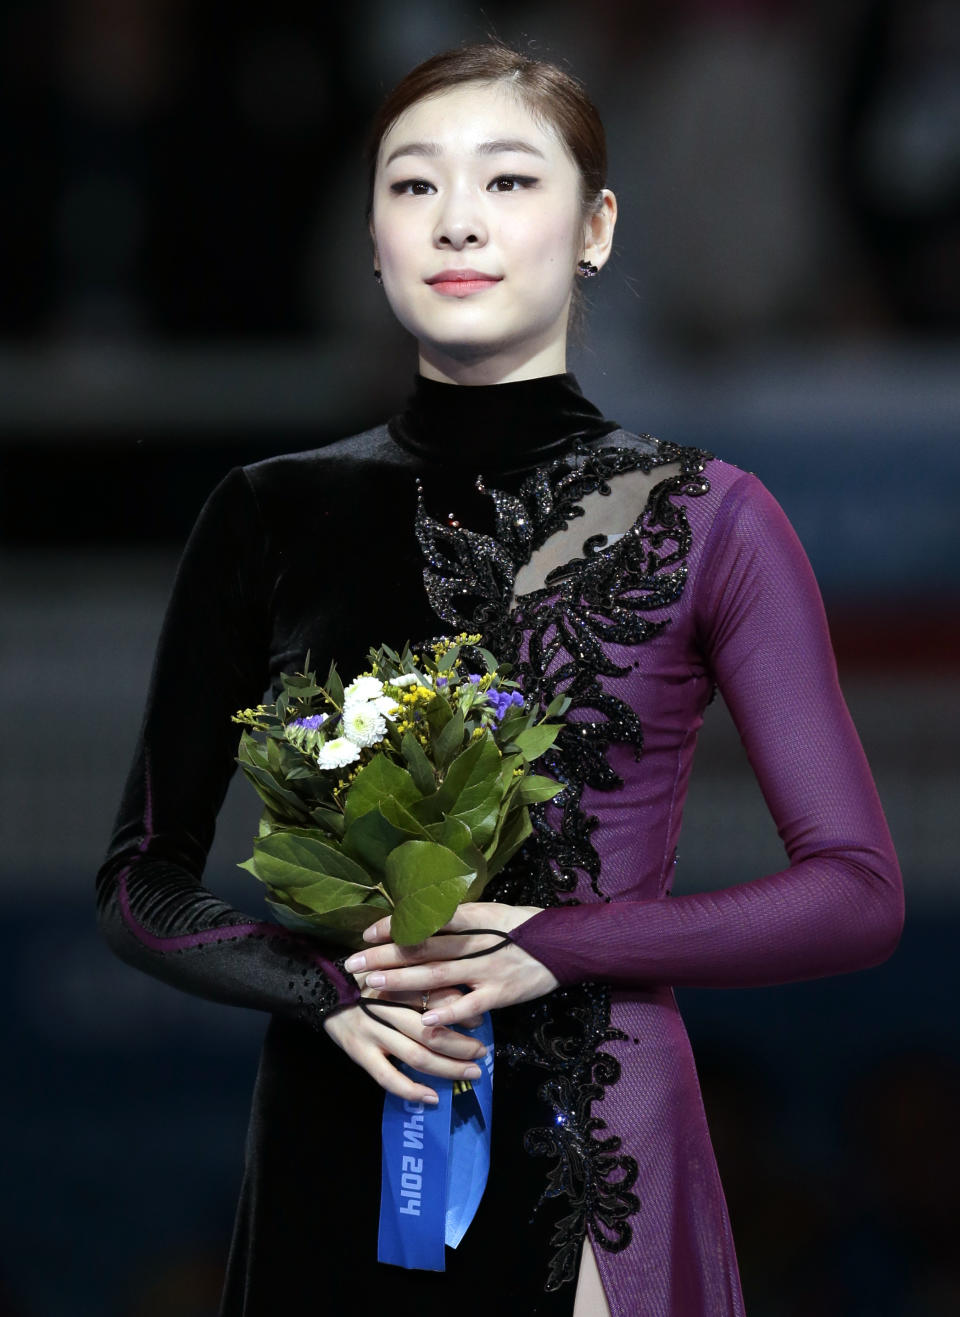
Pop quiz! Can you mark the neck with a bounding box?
[416,332,568,387]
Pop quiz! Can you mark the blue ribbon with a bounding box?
[377,1012,494,1270]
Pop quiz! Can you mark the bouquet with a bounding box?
[232,634,568,948]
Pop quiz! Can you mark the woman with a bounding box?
[95,43,904,1317]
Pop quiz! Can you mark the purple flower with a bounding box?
[290,714,326,731]
[468,674,482,684]
[486,689,525,723]
[436,676,448,687]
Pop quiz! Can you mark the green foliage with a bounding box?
[232,637,568,946]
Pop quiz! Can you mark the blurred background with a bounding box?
[2,0,958,1312]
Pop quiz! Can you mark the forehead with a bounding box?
[378,80,569,165]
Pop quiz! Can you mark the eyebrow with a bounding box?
[383,138,546,167]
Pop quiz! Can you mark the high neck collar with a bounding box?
[388,372,619,475]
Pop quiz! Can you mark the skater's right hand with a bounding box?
[322,984,487,1105]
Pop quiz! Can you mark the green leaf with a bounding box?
[485,806,533,879]
[265,894,390,949]
[251,830,374,891]
[434,735,483,808]
[324,660,344,711]
[343,808,406,876]
[401,732,436,796]
[307,805,346,838]
[379,794,430,839]
[435,735,501,813]
[436,642,461,673]
[343,754,421,825]
[424,696,453,734]
[237,735,269,770]
[278,876,372,915]
[543,693,572,719]
[264,898,321,933]
[516,774,563,804]
[510,723,563,762]
[498,754,523,791]
[424,814,474,854]
[494,710,530,743]
[433,709,465,769]
[450,791,502,849]
[237,763,310,822]
[407,790,446,827]
[263,737,283,774]
[451,772,503,817]
[384,840,477,945]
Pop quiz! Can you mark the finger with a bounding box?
[362,963,461,994]
[364,1050,440,1105]
[436,902,487,932]
[362,915,392,943]
[327,1016,440,1105]
[363,999,486,1061]
[373,1027,484,1084]
[346,927,505,975]
[427,990,484,1032]
[422,989,489,1030]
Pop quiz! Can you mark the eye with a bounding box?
[389,178,436,196]
[488,174,538,192]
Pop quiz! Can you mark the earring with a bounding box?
[576,259,599,278]
[373,269,383,285]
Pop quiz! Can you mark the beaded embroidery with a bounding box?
[415,434,712,1289]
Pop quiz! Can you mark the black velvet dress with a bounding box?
[96,375,621,1315]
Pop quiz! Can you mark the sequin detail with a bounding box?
[415,436,712,1288]
[499,982,641,1290]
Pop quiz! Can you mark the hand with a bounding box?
[342,902,560,1030]
[322,983,487,1106]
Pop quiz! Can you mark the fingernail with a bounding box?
[423,1092,439,1105]
[366,972,385,987]
[463,1065,482,1079]
[421,1011,439,1025]
[343,954,365,972]
[362,926,377,941]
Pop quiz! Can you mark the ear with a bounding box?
[581,189,617,271]
[369,219,380,274]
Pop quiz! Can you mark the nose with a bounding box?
[433,185,487,250]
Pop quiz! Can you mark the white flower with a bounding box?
[342,702,387,748]
[373,695,400,720]
[391,673,418,688]
[343,675,384,706]
[316,736,361,770]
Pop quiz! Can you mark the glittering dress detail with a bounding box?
[415,437,712,1288]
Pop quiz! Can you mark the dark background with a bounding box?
[2,1,958,1313]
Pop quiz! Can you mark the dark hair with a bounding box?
[364,43,607,223]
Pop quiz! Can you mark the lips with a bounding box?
[425,269,502,297]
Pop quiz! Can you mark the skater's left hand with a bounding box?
[341,902,559,1029]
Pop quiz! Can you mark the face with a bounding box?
[370,81,605,384]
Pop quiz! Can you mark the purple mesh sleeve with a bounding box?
[508,476,904,988]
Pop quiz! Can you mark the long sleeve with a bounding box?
[508,473,904,989]
[95,466,360,1023]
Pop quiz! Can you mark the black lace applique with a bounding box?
[415,435,712,1289]
[499,982,641,1290]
